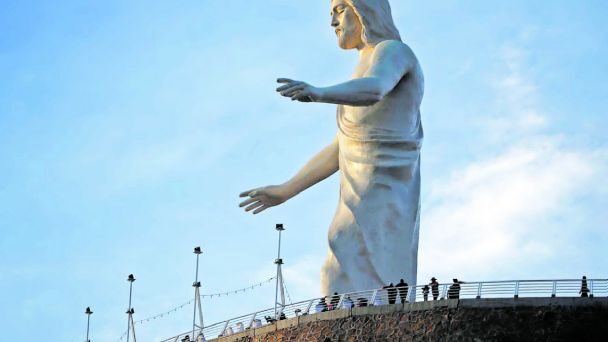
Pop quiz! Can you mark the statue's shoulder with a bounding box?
[373,40,417,61]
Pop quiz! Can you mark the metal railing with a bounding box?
[161,278,608,342]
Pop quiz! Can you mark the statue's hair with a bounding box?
[344,0,401,45]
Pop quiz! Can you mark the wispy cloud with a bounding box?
[419,42,608,282]
[420,139,604,277]
[480,44,548,141]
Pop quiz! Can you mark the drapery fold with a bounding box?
[321,104,422,295]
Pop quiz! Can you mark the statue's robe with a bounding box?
[321,74,423,296]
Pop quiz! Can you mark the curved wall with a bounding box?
[217,298,608,341]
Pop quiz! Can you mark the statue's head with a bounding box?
[330,0,401,50]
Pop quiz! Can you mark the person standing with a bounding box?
[315,297,328,313]
[448,279,461,299]
[357,297,369,307]
[580,276,590,298]
[386,283,398,304]
[430,277,439,300]
[342,296,354,309]
[330,292,340,310]
[396,278,409,303]
[422,285,430,301]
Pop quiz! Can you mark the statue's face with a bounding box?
[331,0,364,50]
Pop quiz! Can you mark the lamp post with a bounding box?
[126,274,137,342]
[192,247,204,340]
[274,224,286,320]
[85,306,93,342]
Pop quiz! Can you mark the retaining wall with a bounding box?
[215,297,608,341]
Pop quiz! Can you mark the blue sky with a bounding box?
[1,0,607,340]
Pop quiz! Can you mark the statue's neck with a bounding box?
[358,45,375,60]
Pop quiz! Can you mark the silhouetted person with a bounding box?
[357,297,368,307]
[396,279,409,303]
[580,276,590,298]
[448,278,461,299]
[342,296,354,309]
[321,296,329,311]
[315,297,328,313]
[382,284,389,304]
[430,277,439,300]
[330,292,340,310]
[384,283,398,304]
[422,285,430,301]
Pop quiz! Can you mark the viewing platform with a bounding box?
[163,278,608,341]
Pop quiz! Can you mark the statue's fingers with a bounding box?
[239,189,257,197]
[245,201,265,212]
[277,78,296,84]
[239,197,258,207]
[291,90,310,101]
[244,200,261,211]
[278,86,298,94]
[282,85,306,97]
[276,82,303,92]
[253,205,270,215]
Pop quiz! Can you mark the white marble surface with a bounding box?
[240,0,423,296]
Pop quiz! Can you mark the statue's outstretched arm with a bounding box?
[239,137,339,214]
[276,41,416,106]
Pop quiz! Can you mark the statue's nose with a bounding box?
[331,16,339,27]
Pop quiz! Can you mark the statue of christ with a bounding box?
[240,0,424,295]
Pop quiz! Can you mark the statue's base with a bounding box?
[218,297,608,341]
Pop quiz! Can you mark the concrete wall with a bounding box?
[215,297,608,341]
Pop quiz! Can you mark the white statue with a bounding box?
[240,0,423,295]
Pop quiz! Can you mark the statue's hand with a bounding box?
[276,78,321,102]
[239,185,292,214]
